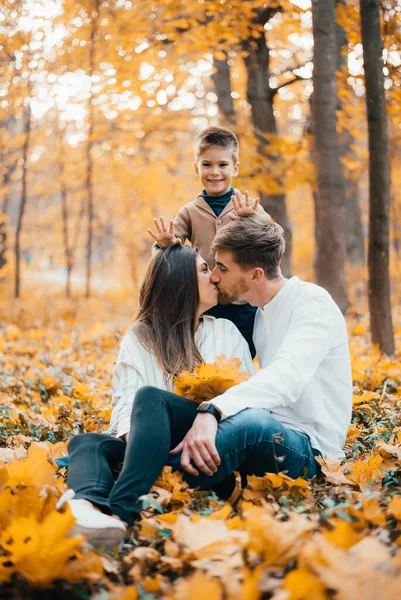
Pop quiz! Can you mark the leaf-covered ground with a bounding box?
[1,297,401,599]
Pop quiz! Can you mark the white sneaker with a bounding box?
[57,489,127,547]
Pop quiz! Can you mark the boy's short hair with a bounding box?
[211,213,285,280]
[195,126,239,162]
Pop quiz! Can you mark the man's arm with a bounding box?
[170,412,220,476]
[210,295,336,419]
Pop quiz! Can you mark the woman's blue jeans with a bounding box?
[67,386,321,525]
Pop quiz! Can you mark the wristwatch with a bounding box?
[197,401,222,423]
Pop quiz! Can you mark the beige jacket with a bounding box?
[174,193,265,269]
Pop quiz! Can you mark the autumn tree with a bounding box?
[0,116,18,281]
[311,0,348,311]
[359,0,395,354]
[335,0,365,267]
[211,54,237,130]
[239,5,298,277]
[14,100,31,299]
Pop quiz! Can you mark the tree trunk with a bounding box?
[0,194,10,279]
[0,131,18,281]
[85,1,98,299]
[346,184,365,265]
[311,0,348,311]
[14,103,31,299]
[57,125,73,298]
[359,0,394,354]
[212,54,237,129]
[242,32,292,277]
[335,0,365,266]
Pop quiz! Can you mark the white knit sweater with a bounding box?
[109,316,255,438]
[211,277,353,458]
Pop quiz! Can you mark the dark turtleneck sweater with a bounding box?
[201,187,234,217]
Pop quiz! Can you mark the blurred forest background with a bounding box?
[1,0,400,350]
[2,2,401,596]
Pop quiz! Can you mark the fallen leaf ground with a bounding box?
[1,295,401,599]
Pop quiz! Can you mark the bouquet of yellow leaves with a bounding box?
[173,354,250,404]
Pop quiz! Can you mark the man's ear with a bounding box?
[194,162,199,176]
[251,267,264,282]
[234,161,240,177]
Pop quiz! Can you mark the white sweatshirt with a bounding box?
[109,316,255,439]
[211,277,353,458]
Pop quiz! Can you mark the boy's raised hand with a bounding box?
[229,189,260,220]
[147,217,182,247]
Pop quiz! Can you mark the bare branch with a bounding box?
[271,74,309,96]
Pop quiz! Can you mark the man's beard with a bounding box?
[217,279,250,304]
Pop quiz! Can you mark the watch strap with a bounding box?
[197,402,222,423]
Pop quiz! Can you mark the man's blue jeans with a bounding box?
[67,386,321,525]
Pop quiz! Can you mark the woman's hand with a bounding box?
[229,189,260,220]
[147,217,182,247]
[170,413,221,477]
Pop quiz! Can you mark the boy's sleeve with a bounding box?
[255,202,270,218]
[174,206,192,243]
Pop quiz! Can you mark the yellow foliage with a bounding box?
[0,508,102,586]
[347,454,383,490]
[322,520,362,550]
[388,496,401,521]
[283,568,327,600]
[362,498,386,526]
[1,287,401,595]
[3,444,56,490]
[172,570,223,600]
[174,354,250,403]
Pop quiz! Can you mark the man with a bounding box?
[59,211,352,547]
[172,211,352,481]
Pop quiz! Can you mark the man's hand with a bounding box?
[170,413,221,476]
[147,216,182,247]
[229,189,260,220]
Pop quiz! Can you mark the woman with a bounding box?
[58,245,254,546]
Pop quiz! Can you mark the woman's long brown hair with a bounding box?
[133,245,203,378]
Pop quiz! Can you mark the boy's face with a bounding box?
[194,146,239,197]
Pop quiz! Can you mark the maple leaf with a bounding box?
[242,505,314,566]
[154,466,191,506]
[171,570,223,600]
[282,568,326,600]
[41,374,61,394]
[170,514,246,560]
[376,439,401,460]
[300,536,401,600]
[347,454,383,490]
[0,507,102,586]
[4,443,57,489]
[243,472,310,503]
[388,496,401,520]
[362,498,386,526]
[173,354,250,403]
[316,456,351,486]
[322,519,363,550]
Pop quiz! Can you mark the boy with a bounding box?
[148,126,266,357]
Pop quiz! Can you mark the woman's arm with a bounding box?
[110,331,150,437]
[110,355,145,439]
